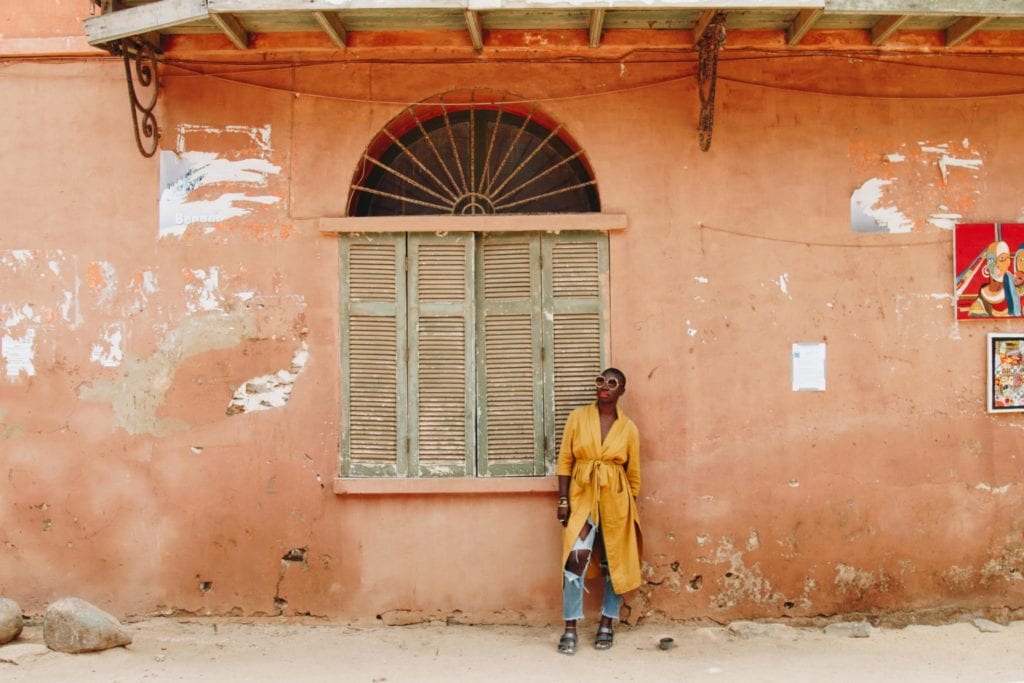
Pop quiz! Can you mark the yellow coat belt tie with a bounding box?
[572,459,623,528]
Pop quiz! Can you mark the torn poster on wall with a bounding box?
[158,124,281,239]
[954,223,1024,320]
[849,139,984,233]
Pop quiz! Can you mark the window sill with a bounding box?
[333,475,558,496]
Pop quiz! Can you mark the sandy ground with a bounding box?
[2,617,1024,682]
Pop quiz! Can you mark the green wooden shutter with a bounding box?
[475,233,545,476]
[407,233,476,477]
[340,234,408,477]
[542,232,609,469]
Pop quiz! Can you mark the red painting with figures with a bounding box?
[954,223,1024,320]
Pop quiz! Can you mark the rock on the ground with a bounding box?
[43,597,132,654]
[727,621,793,639]
[0,597,23,644]
[0,643,50,665]
[973,618,1004,633]
[825,622,872,638]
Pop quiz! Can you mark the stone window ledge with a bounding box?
[334,476,558,496]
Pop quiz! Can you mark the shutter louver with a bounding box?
[349,316,400,461]
[476,234,545,475]
[551,241,600,299]
[408,234,475,476]
[544,234,609,468]
[341,235,408,476]
[553,313,601,437]
[482,314,534,458]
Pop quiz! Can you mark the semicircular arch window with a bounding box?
[348,90,600,216]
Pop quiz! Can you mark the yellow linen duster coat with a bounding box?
[556,403,643,595]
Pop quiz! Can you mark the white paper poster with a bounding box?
[792,342,826,392]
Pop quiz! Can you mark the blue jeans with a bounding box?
[563,517,623,621]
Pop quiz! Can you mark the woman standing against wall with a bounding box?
[556,368,642,655]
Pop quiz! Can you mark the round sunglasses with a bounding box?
[595,375,621,390]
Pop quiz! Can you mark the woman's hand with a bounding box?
[557,497,570,526]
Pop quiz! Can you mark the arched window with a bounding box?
[340,91,608,479]
[348,90,599,216]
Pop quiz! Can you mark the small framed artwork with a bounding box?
[988,333,1024,412]
[954,223,1024,320]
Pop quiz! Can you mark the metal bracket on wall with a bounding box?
[696,12,727,152]
[112,36,161,158]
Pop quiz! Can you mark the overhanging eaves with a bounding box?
[85,0,1024,52]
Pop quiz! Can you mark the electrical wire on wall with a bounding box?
[153,47,1024,105]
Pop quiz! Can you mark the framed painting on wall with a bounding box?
[954,223,1024,320]
[988,333,1024,413]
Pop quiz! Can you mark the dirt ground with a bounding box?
[2,617,1024,682]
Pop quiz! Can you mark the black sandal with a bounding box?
[558,630,578,655]
[594,626,614,650]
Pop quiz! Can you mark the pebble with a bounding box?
[825,622,872,638]
[972,618,1004,633]
[727,621,793,639]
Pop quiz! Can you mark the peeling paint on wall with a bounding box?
[125,270,158,315]
[185,267,223,313]
[975,482,1012,494]
[704,536,782,610]
[226,341,310,415]
[927,212,962,230]
[88,261,118,311]
[1,250,79,380]
[777,273,791,299]
[89,323,124,368]
[2,327,36,378]
[78,310,256,435]
[851,178,913,233]
[834,563,889,601]
[849,139,984,233]
[159,124,282,239]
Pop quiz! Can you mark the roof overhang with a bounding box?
[85,1,1024,53]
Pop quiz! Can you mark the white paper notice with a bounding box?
[792,342,826,391]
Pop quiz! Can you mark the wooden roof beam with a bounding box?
[693,9,718,43]
[588,8,606,49]
[787,8,822,46]
[84,0,208,46]
[946,15,994,47]
[210,12,249,49]
[870,14,909,45]
[464,9,483,52]
[313,11,347,49]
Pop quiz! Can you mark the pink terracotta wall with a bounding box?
[3,25,1024,624]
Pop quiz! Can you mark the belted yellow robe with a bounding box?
[556,403,642,595]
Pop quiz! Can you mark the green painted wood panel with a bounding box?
[541,232,609,471]
[340,233,408,477]
[474,233,545,476]
[408,232,476,477]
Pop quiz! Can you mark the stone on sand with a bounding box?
[43,597,132,654]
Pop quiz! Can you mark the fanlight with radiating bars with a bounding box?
[347,90,600,217]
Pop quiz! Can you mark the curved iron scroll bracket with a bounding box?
[696,13,727,152]
[112,38,161,158]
